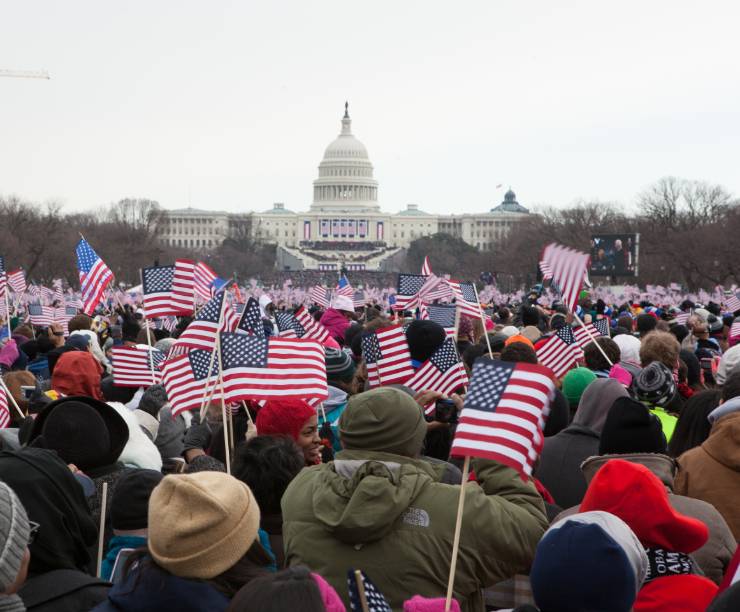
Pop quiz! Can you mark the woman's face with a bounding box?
[297,414,321,464]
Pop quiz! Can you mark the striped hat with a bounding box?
[325,348,356,382]
[0,482,30,591]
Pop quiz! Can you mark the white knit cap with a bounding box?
[332,295,355,313]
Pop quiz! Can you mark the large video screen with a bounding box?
[590,234,639,277]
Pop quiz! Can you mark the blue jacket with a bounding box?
[92,556,229,612]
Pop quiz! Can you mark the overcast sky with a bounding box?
[2,1,739,216]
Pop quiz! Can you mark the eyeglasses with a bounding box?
[28,521,40,545]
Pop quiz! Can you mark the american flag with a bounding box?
[394,274,426,311]
[573,318,610,349]
[0,257,6,301]
[450,358,555,478]
[0,388,9,429]
[194,261,218,301]
[336,275,353,297]
[111,346,166,387]
[730,319,740,340]
[352,290,366,309]
[539,260,553,280]
[421,255,432,276]
[237,297,265,337]
[219,332,328,401]
[673,312,691,326]
[52,279,64,305]
[535,325,582,378]
[294,306,331,344]
[725,292,740,313]
[423,303,457,339]
[28,304,54,326]
[309,285,331,308]
[7,270,26,294]
[448,280,481,318]
[76,239,113,315]
[142,266,179,319]
[162,349,222,417]
[170,259,195,314]
[176,292,236,350]
[406,338,469,412]
[539,243,590,311]
[419,274,452,302]
[275,311,300,338]
[669,282,682,292]
[347,569,392,612]
[274,308,330,344]
[362,325,415,388]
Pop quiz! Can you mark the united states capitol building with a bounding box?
[158,104,530,271]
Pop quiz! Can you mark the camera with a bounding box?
[434,398,459,424]
[20,386,35,400]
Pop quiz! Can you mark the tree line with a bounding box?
[0,197,274,286]
[404,177,740,291]
[2,176,737,291]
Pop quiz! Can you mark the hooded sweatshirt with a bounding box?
[51,351,104,400]
[535,379,629,508]
[675,412,740,539]
[282,450,548,612]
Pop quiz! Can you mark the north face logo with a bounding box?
[401,507,430,527]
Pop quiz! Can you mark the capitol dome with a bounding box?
[311,103,379,213]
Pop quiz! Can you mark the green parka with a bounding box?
[282,449,548,611]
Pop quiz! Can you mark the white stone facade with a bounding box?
[158,104,530,269]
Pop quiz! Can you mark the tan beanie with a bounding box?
[148,471,260,579]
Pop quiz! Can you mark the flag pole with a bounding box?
[471,283,494,358]
[353,570,370,612]
[139,270,158,385]
[572,311,613,367]
[96,481,108,578]
[0,376,26,421]
[214,328,231,474]
[198,296,226,422]
[444,455,470,612]
[547,277,613,368]
[3,291,11,338]
[240,401,255,426]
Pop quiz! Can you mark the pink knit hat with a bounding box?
[311,573,346,612]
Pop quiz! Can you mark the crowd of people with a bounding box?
[0,288,738,611]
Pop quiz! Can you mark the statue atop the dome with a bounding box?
[344,101,349,119]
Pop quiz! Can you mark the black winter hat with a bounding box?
[110,469,163,531]
[405,320,446,363]
[599,396,667,455]
[521,305,540,327]
[29,396,129,471]
[633,362,677,407]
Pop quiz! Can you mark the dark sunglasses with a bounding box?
[28,521,40,545]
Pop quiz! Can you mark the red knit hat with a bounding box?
[255,400,316,441]
[634,575,718,611]
[580,459,708,553]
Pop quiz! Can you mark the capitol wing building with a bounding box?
[159,104,530,271]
